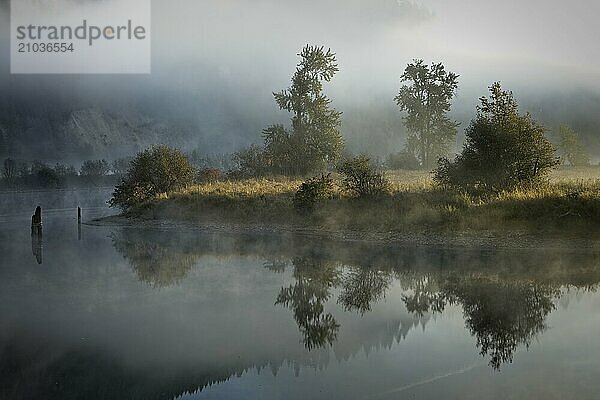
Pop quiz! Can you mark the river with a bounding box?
[1,189,599,399]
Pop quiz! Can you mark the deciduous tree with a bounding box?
[395,60,459,169]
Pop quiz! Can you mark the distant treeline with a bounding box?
[0,158,131,189]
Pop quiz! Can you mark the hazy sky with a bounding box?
[2,0,599,89]
[1,0,599,157]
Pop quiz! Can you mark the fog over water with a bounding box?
[2,198,600,399]
[1,0,599,160]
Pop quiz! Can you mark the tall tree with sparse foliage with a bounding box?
[395,60,459,169]
[237,45,344,177]
[435,83,559,191]
[558,124,590,166]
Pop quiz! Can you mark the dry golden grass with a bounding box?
[133,167,600,236]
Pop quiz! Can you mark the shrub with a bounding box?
[110,145,197,210]
[435,83,559,192]
[386,150,420,170]
[199,167,226,182]
[293,174,335,212]
[338,155,389,198]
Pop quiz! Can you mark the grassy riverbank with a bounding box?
[123,166,600,237]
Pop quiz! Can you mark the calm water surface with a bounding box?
[1,190,600,399]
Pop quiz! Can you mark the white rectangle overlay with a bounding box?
[11,0,151,74]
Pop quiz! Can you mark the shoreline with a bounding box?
[89,214,600,252]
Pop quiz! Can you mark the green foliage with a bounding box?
[198,167,225,182]
[386,150,420,170]
[338,155,389,198]
[235,45,344,177]
[232,144,269,178]
[80,159,110,177]
[435,83,559,191]
[187,150,234,171]
[558,124,590,166]
[293,174,335,212]
[395,60,459,169]
[110,145,197,210]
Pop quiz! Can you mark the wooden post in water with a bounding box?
[78,207,82,241]
[77,207,83,240]
[31,206,42,236]
[31,206,43,264]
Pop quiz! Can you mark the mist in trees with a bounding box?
[1,157,116,189]
[559,124,590,166]
[234,45,344,177]
[395,60,459,170]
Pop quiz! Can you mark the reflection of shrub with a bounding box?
[386,150,420,170]
[293,174,335,212]
[338,155,389,198]
[110,145,197,210]
[111,231,196,287]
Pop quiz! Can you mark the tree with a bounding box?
[558,124,590,166]
[31,161,61,188]
[53,163,77,178]
[435,83,559,191]
[235,45,344,177]
[112,158,132,176]
[3,158,15,181]
[110,145,197,210]
[395,60,459,169]
[386,150,420,170]
[271,45,344,175]
[232,144,269,178]
[80,160,110,177]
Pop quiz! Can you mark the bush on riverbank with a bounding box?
[110,145,196,210]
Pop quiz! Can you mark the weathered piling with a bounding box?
[78,207,82,224]
[31,206,42,236]
[30,206,43,263]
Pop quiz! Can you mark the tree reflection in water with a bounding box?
[449,278,557,370]
[111,229,198,287]
[110,228,600,370]
[275,257,341,349]
[273,259,588,369]
[399,272,559,369]
[338,267,392,315]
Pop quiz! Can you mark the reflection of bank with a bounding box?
[3,226,600,400]
[110,227,600,371]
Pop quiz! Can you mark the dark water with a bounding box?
[1,192,600,399]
